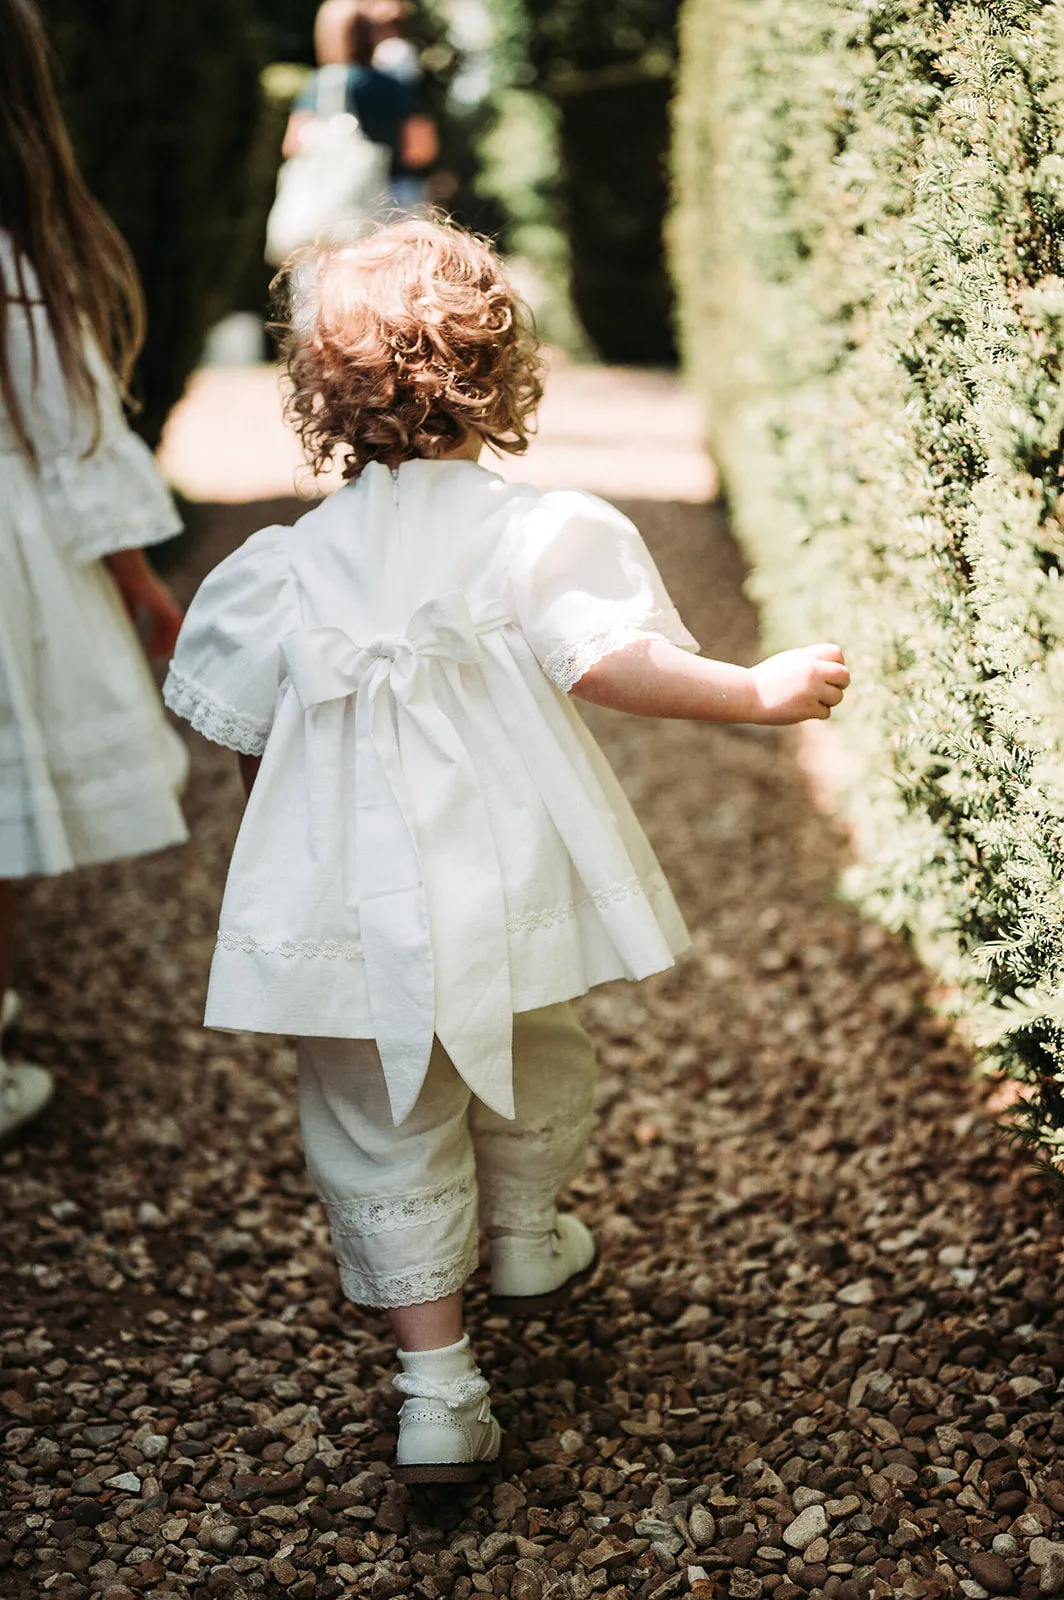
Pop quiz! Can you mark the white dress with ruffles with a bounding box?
[164,459,697,1123]
[0,235,188,877]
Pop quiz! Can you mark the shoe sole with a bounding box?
[487,1242,599,1317]
[392,1458,498,1486]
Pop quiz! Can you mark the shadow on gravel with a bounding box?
[2,496,1063,1600]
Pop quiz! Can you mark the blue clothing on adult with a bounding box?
[295,65,417,180]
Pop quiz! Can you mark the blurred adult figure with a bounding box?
[0,0,188,1139]
[282,0,437,215]
[367,1,436,209]
[370,0,421,83]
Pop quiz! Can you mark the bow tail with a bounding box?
[354,675,437,1126]
[399,672,516,1120]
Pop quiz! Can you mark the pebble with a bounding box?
[1032,1542,1064,1567]
[836,1279,875,1305]
[968,1552,1015,1594]
[104,1472,141,1493]
[259,1505,301,1527]
[689,1506,717,1547]
[1042,1554,1064,1597]
[731,1571,763,1600]
[784,1505,828,1551]
[83,1425,123,1446]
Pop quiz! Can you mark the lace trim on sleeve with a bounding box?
[542,609,699,693]
[162,666,270,756]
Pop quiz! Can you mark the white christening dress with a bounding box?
[0,236,188,877]
[164,459,698,1123]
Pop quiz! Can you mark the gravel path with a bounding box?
[3,495,1064,1600]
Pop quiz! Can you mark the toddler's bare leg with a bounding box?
[388,1291,464,1350]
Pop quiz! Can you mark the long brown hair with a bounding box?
[0,0,145,462]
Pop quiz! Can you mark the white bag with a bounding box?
[265,65,391,266]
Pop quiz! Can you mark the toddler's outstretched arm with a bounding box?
[570,639,849,725]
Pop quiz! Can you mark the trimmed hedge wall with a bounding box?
[48,0,276,448]
[487,0,679,363]
[671,1,1064,1166]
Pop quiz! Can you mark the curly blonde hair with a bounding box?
[276,218,545,481]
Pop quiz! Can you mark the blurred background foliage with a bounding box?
[484,0,680,363]
[45,0,682,443]
[45,0,275,448]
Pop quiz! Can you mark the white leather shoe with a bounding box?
[0,1055,53,1142]
[392,1336,501,1486]
[1,990,21,1037]
[489,1212,598,1315]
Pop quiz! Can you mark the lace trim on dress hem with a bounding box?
[217,931,365,960]
[162,668,270,756]
[542,611,695,693]
[214,871,671,963]
[325,1174,476,1238]
[337,1241,478,1309]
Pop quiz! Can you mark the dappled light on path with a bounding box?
[159,353,717,505]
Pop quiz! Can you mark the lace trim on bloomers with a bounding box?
[325,1174,475,1239]
[542,610,695,694]
[214,871,670,963]
[162,669,270,757]
[337,1241,478,1309]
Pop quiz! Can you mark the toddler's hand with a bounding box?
[749,644,849,724]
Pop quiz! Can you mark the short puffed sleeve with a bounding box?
[507,489,700,692]
[163,526,298,755]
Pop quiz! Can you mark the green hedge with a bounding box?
[486,0,679,362]
[671,0,1064,1167]
[48,0,277,448]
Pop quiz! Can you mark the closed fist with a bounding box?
[749,643,849,724]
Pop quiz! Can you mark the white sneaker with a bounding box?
[0,1054,53,1142]
[392,1336,501,1485]
[489,1211,598,1315]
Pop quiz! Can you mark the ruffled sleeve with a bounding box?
[0,237,181,563]
[163,527,298,755]
[507,489,700,693]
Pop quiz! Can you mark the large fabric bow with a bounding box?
[281,593,515,1125]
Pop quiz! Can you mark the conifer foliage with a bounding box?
[671,1,1064,1166]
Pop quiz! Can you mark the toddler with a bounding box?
[164,219,848,1483]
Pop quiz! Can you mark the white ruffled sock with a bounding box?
[394,1334,490,1407]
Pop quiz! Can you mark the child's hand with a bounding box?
[749,644,849,724]
[106,548,185,660]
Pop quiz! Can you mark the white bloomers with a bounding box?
[297,1001,596,1308]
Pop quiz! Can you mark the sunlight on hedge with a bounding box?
[671,0,1064,1169]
